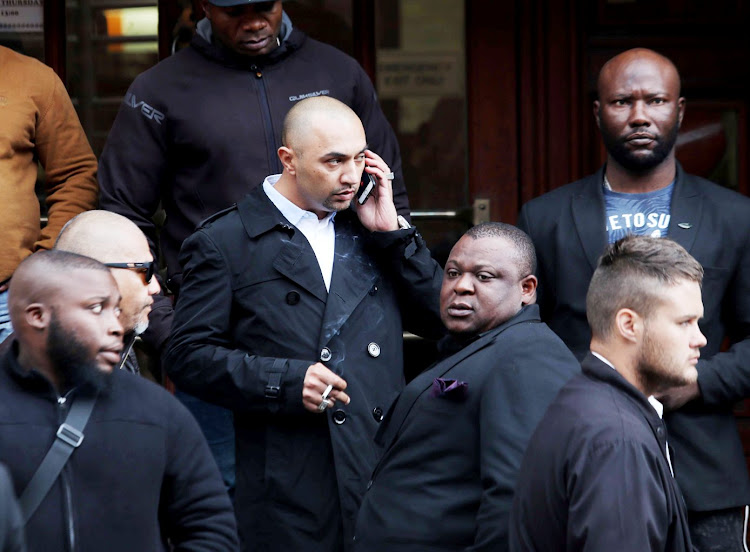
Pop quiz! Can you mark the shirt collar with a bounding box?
[262,174,336,228]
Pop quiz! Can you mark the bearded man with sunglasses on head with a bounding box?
[55,210,161,374]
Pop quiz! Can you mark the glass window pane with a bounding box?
[375,0,468,256]
[66,0,159,156]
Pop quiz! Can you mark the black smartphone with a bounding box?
[358,173,377,205]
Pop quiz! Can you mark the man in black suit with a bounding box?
[518,47,750,549]
[353,222,579,551]
[165,96,443,551]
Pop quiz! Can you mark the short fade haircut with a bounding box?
[8,250,111,315]
[586,235,703,339]
[464,222,537,277]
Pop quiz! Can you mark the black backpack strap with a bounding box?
[18,394,97,523]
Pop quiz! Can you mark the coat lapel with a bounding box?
[237,187,328,302]
[272,235,329,303]
[318,214,379,347]
[375,306,542,451]
[666,164,702,254]
[571,168,608,271]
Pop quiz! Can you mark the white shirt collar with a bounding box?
[262,174,335,227]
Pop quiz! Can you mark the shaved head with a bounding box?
[594,48,685,177]
[9,250,111,326]
[274,96,368,218]
[281,96,364,155]
[56,210,159,335]
[597,48,681,100]
[56,210,149,262]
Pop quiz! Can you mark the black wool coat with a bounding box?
[165,186,443,551]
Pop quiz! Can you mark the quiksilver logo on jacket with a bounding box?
[289,90,330,102]
[124,92,165,124]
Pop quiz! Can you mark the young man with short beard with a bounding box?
[0,250,238,551]
[518,48,750,549]
[510,235,705,551]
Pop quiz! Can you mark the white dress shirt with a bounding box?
[263,175,336,291]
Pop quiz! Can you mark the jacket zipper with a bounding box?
[57,391,77,551]
[251,64,282,175]
[119,335,136,373]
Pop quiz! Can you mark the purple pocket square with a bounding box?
[430,378,469,401]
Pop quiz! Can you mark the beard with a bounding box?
[600,116,680,174]
[47,313,113,394]
[132,317,149,336]
[636,327,696,395]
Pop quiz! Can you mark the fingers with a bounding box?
[302,362,350,413]
[363,149,393,185]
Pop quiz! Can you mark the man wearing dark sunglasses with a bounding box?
[55,210,161,374]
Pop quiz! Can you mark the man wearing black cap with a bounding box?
[99,0,409,493]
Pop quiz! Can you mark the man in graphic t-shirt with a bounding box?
[517,47,750,551]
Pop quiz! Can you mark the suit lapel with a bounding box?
[318,215,379,347]
[374,334,494,450]
[572,169,608,271]
[667,165,702,254]
[375,306,541,451]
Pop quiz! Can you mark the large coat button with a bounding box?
[320,347,332,362]
[286,291,300,305]
[372,407,384,422]
[333,409,346,425]
[367,342,380,358]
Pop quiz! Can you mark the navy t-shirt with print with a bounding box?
[604,182,674,244]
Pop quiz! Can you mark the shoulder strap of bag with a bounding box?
[18,393,97,523]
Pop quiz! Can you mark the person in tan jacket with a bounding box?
[0,45,98,342]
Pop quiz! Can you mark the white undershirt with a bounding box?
[263,175,336,291]
[591,351,674,476]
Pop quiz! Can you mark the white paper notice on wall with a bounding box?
[377,50,464,98]
[0,0,44,33]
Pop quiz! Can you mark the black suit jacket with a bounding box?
[166,186,443,551]
[518,163,750,510]
[354,305,580,551]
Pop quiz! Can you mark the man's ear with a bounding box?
[614,308,641,344]
[200,0,211,18]
[520,275,538,305]
[593,101,601,129]
[24,303,49,331]
[277,146,296,175]
[677,96,686,128]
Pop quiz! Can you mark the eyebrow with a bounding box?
[324,145,369,158]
